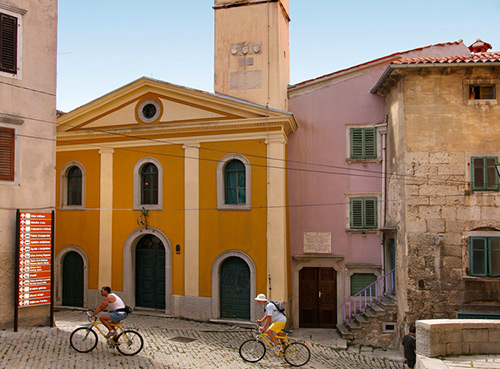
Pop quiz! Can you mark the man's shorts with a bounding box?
[109,311,128,322]
[268,321,286,333]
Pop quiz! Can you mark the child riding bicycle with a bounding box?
[255,293,286,353]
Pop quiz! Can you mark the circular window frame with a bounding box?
[137,99,161,123]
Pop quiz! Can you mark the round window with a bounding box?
[137,99,161,123]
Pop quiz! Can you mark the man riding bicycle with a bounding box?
[255,293,286,353]
[90,286,128,338]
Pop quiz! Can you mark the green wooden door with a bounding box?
[62,251,84,307]
[220,257,250,320]
[136,235,165,309]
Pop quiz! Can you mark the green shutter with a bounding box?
[363,128,376,158]
[350,198,363,228]
[470,237,487,276]
[471,157,498,191]
[351,273,377,295]
[350,128,376,159]
[364,198,377,228]
[489,238,500,277]
[350,197,377,229]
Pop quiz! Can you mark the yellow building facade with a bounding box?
[55,77,296,321]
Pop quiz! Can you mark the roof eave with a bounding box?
[371,62,500,95]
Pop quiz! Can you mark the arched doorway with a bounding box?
[219,256,250,320]
[62,251,84,307]
[135,234,165,309]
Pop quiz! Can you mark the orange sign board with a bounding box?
[18,212,53,308]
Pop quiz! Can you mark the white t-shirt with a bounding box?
[107,293,126,312]
[265,302,286,323]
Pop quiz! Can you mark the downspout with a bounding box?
[375,120,388,276]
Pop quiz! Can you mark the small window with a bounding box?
[0,127,15,181]
[469,237,500,277]
[140,163,158,205]
[137,99,161,123]
[351,273,377,295]
[469,85,496,100]
[350,128,377,159]
[471,157,498,191]
[0,12,17,74]
[224,159,246,205]
[350,197,377,229]
[67,166,82,206]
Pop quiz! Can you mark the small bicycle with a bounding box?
[239,323,311,367]
[69,312,144,356]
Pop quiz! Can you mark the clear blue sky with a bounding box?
[57,0,500,112]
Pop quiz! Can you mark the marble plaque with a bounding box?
[304,232,331,254]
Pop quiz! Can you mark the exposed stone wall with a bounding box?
[385,67,500,335]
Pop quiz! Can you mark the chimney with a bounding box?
[468,39,492,53]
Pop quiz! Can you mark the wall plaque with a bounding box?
[304,232,331,254]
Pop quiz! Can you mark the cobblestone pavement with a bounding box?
[0,309,405,368]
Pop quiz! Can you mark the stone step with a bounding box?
[347,320,361,331]
[336,323,354,340]
[355,314,369,324]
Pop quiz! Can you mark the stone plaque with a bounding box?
[304,232,331,254]
[229,71,262,90]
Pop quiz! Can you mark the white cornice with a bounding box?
[56,131,286,152]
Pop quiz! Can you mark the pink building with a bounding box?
[287,41,469,344]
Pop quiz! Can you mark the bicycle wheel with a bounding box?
[239,339,266,362]
[116,330,144,356]
[284,341,311,367]
[70,327,98,353]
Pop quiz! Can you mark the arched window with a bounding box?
[133,157,163,210]
[216,154,251,210]
[140,163,158,205]
[224,159,245,205]
[67,166,82,206]
[60,161,85,209]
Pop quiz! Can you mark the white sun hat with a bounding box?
[255,293,267,301]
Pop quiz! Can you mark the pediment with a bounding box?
[57,77,291,134]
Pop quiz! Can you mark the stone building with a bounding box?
[0,0,57,329]
[371,42,500,334]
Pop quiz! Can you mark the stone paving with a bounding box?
[0,309,405,368]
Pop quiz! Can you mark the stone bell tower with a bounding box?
[213,0,290,111]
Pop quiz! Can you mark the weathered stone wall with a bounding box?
[385,67,500,336]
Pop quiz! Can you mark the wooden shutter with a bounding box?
[0,127,15,180]
[364,198,377,228]
[0,13,17,74]
[350,128,363,158]
[350,128,376,159]
[363,128,376,158]
[470,237,487,276]
[350,198,363,228]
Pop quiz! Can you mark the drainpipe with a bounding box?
[375,120,388,275]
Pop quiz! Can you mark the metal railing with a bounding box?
[342,268,395,327]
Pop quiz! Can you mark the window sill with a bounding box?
[346,158,381,165]
[217,204,251,210]
[346,229,379,235]
[133,205,162,211]
[463,276,500,282]
[468,99,497,105]
[60,206,85,210]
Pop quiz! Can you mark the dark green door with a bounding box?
[220,257,250,320]
[62,251,84,307]
[136,235,165,309]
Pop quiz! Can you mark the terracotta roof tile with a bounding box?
[392,51,500,65]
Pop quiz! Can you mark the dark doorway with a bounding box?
[62,251,84,307]
[299,267,336,328]
[220,257,250,320]
[136,235,165,309]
